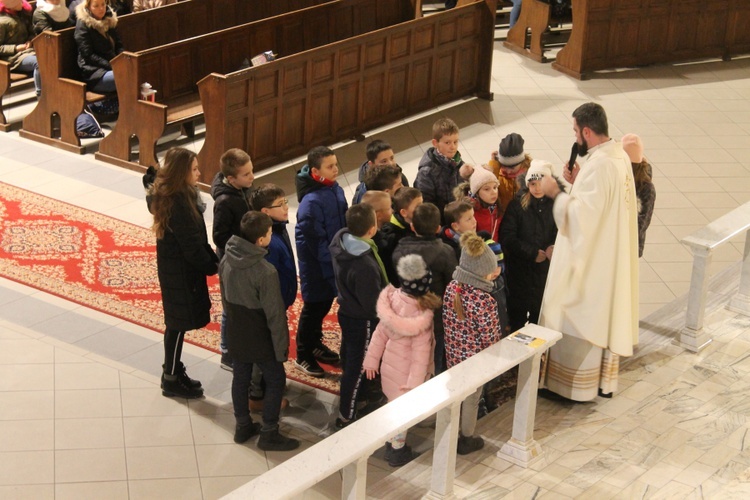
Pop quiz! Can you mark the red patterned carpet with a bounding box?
[0,182,341,393]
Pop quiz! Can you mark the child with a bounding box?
[211,148,255,371]
[488,133,532,212]
[361,190,393,230]
[363,255,442,467]
[147,147,218,399]
[380,187,423,283]
[294,146,348,377]
[414,118,473,218]
[329,204,388,429]
[500,160,560,332]
[352,139,409,204]
[247,183,297,412]
[443,231,501,455]
[363,164,403,198]
[622,133,655,258]
[453,165,502,242]
[392,203,457,375]
[219,211,299,451]
[440,200,477,261]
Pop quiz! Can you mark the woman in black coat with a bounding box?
[73,0,123,93]
[148,147,218,399]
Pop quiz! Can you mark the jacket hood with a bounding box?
[329,229,372,262]
[295,165,323,203]
[357,159,369,183]
[223,235,266,270]
[376,285,433,338]
[76,2,117,32]
[210,172,249,201]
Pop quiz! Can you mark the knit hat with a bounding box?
[469,165,498,195]
[621,133,644,164]
[397,254,433,297]
[459,232,497,278]
[526,159,553,184]
[497,133,525,167]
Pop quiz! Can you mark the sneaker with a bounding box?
[294,358,324,378]
[161,374,204,399]
[457,435,484,455]
[312,344,340,364]
[334,417,353,431]
[249,398,289,413]
[234,422,261,444]
[257,427,300,451]
[220,353,233,372]
[387,444,419,467]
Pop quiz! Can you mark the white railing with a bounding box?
[223,323,562,500]
[678,201,750,352]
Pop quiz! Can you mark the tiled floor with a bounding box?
[0,41,750,499]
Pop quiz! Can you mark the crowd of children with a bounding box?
[145,119,653,461]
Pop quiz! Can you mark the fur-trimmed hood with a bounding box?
[376,285,433,339]
[75,2,117,34]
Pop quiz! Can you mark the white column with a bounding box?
[676,246,714,352]
[423,402,461,500]
[498,352,543,467]
[342,456,368,500]
[729,231,750,317]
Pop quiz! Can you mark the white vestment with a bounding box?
[539,139,639,401]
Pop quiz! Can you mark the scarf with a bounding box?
[355,236,389,285]
[432,148,463,168]
[310,169,335,187]
[38,0,69,22]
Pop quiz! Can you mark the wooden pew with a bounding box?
[19,0,333,152]
[0,62,35,132]
[95,0,420,171]
[196,0,495,181]
[503,0,571,62]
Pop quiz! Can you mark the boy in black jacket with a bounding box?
[379,187,422,283]
[220,211,299,451]
[329,204,388,429]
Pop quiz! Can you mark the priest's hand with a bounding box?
[541,174,561,199]
[535,250,547,263]
[545,245,554,260]
[563,161,580,184]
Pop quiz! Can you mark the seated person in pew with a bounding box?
[0,0,41,96]
[74,0,124,94]
[33,0,74,34]
[70,0,130,21]
[133,0,177,13]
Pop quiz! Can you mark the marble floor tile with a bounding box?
[55,481,129,500]
[55,448,127,483]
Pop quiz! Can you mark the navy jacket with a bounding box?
[266,220,297,309]
[329,228,385,319]
[294,165,347,302]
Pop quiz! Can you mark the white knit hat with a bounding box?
[469,165,498,195]
[525,159,553,184]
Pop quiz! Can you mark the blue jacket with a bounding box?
[294,165,348,302]
[265,220,298,309]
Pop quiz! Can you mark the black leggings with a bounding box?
[164,329,185,376]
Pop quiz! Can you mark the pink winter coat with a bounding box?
[363,285,435,402]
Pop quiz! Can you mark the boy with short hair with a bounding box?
[414,118,473,219]
[380,187,423,283]
[392,202,458,374]
[329,203,388,429]
[294,146,348,377]
[352,139,410,204]
[440,200,477,261]
[220,211,299,451]
[364,164,403,197]
[361,190,392,230]
[211,148,255,371]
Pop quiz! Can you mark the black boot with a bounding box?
[161,373,203,399]
[234,422,261,444]
[257,426,300,451]
[387,444,419,467]
[175,362,202,389]
[457,434,484,455]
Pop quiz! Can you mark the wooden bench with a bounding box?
[225,324,562,499]
[677,202,750,352]
[196,0,495,180]
[95,0,420,172]
[0,62,35,132]
[19,0,333,153]
[503,0,571,62]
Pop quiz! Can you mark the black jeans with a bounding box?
[163,329,185,375]
[295,299,333,361]
[338,314,377,421]
[232,357,286,429]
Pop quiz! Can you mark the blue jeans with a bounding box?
[510,0,523,28]
[16,54,41,96]
[92,70,117,93]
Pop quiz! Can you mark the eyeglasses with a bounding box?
[268,198,289,209]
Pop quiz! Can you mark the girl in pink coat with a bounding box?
[364,254,441,467]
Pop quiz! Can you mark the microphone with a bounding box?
[567,143,579,172]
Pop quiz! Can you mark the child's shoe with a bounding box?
[312,344,340,364]
[175,362,202,389]
[161,373,203,399]
[220,353,233,372]
[457,434,484,455]
[387,444,419,467]
[234,422,261,444]
[295,358,325,377]
[257,426,300,451]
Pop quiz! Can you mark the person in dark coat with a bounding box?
[70,0,129,20]
[500,160,560,332]
[391,202,457,374]
[351,139,409,205]
[74,0,123,93]
[32,0,73,34]
[294,146,348,377]
[147,147,218,399]
[0,0,41,95]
